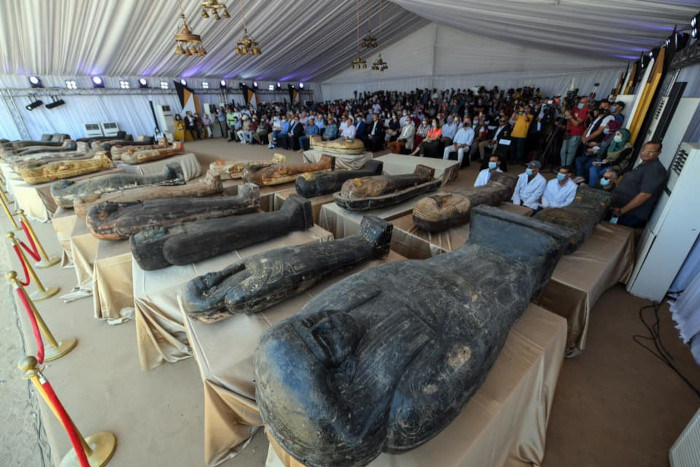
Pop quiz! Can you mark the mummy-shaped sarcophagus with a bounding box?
[412,171,517,232]
[110,138,168,160]
[50,163,185,208]
[295,160,383,198]
[243,155,335,186]
[333,165,441,211]
[181,216,393,323]
[309,135,366,155]
[131,194,313,271]
[209,154,285,180]
[20,153,114,185]
[255,206,574,466]
[85,184,260,241]
[120,142,185,164]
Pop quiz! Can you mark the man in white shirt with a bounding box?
[474,155,503,187]
[540,166,577,209]
[341,118,356,140]
[511,160,547,209]
[443,117,475,166]
[440,117,458,145]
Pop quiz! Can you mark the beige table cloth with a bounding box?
[375,153,460,185]
[69,219,99,292]
[93,239,133,321]
[116,152,201,181]
[133,225,334,371]
[389,202,533,259]
[266,304,567,467]
[256,181,296,212]
[537,222,635,351]
[182,250,406,466]
[51,208,77,266]
[302,148,373,170]
[272,188,334,224]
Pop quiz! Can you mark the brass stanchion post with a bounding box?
[7,271,76,361]
[19,356,117,467]
[6,232,59,300]
[16,209,60,268]
[0,187,20,229]
[0,182,14,205]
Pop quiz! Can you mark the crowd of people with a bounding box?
[178,85,665,228]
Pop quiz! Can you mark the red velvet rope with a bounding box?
[12,244,31,286]
[19,219,41,262]
[40,378,90,467]
[16,286,44,364]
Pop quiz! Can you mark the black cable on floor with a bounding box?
[632,303,700,398]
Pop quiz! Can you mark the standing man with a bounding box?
[560,96,589,167]
[610,141,667,228]
[540,166,577,209]
[226,107,237,142]
[443,117,474,166]
[511,160,547,209]
[474,155,503,187]
[509,105,533,164]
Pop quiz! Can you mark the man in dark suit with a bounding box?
[364,113,385,152]
[478,115,512,162]
[354,117,367,143]
[278,115,305,150]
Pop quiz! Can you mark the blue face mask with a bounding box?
[603,128,610,135]
[610,105,618,113]
[577,103,585,110]
[556,173,567,182]
[613,135,622,143]
[526,168,533,176]
[600,178,611,186]
[488,161,498,170]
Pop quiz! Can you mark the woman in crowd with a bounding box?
[588,128,633,187]
[173,114,185,142]
[413,117,430,151]
[410,118,442,157]
[384,114,401,145]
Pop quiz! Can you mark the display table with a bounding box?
[116,152,201,181]
[51,208,78,266]
[256,182,296,212]
[69,219,99,292]
[181,250,406,466]
[266,304,567,467]
[538,222,635,351]
[1,165,124,222]
[133,225,334,371]
[302,148,373,170]
[272,188,334,224]
[93,239,133,321]
[389,202,533,259]
[320,195,437,239]
[375,153,460,185]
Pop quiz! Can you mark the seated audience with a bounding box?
[323,117,338,141]
[511,160,547,209]
[474,155,503,187]
[385,114,401,144]
[236,115,251,143]
[595,168,618,192]
[410,118,441,157]
[610,141,666,228]
[414,117,430,149]
[588,128,632,187]
[479,116,511,161]
[277,115,304,150]
[540,166,577,209]
[440,116,458,146]
[443,116,474,166]
[340,117,356,139]
[299,117,320,151]
[364,113,385,152]
[253,118,270,145]
[269,115,288,149]
[611,101,626,125]
[388,119,415,154]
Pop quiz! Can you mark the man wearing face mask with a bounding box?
[540,166,577,209]
[443,117,474,166]
[479,116,511,161]
[582,100,614,146]
[474,155,502,187]
[610,101,626,125]
[595,168,618,192]
[511,160,546,209]
[560,96,589,167]
[440,116,458,146]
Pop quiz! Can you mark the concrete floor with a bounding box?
[0,138,698,466]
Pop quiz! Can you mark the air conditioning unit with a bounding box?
[155,105,176,137]
[84,123,103,137]
[100,122,120,137]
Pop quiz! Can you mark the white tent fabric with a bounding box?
[321,23,627,100]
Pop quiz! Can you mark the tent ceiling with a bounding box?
[0,0,427,82]
[392,0,699,61]
[0,1,697,84]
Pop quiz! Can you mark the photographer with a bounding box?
[559,96,589,167]
[509,104,533,165]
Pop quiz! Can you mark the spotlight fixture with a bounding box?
[175,0,207,56]
[268,84,274,91]
[46,97,66,109]
[65,80,77,89]
[28,76,42,88]
[160,81,169,89]
[648,50,654,58]
[25,97,44,111]
[372,54,389,71]
[693,27,698,39]
[234,1,261,56]
[299,82,304,89]
[119,80,130,89]
[92,76,104,88]
[139,78,149,88]
[253,81,258,88]
[239,82,245,89]
[201,0,230,20]
[220,79,227,88]
[276,82,281,89]
[692,14,699,39]
[180,79,187,86]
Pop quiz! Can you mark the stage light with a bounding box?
[268,84,274,91]
[665,38,671,47]
[46,98,66,109]
[119,80,130,89]
[180,79,187,86]
[220,79,226,88]
[253,81,258,88]
[139,78,149,88]
[648,50,654,58]
[692,16,697,29]
[202,81,209,89]
[693,27,698,39]
[28,76,42,88]
[276,82,281,89]
[25,99,43,111]
[92,76,104,88]
[160,81,169,89]
[299,82,304,89]
[65,80,77,89]
[239,82,245,89]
